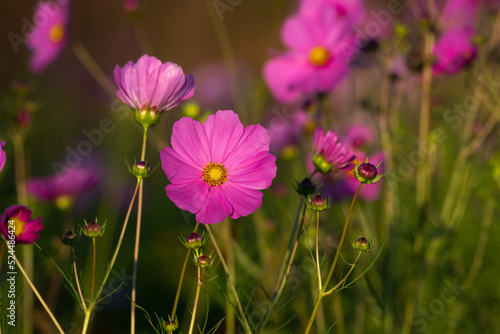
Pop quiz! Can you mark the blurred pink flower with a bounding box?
[268,110,309,154]
[114,55,195,125]
[263,1,363,104]
[440,0,478,30]
[0,140,6,173]
[161,110,277,224]
[27,0,69,73]
[299,0,365,26]
[0,205,43,244]
[312,127,354,174]
[433,27,477,75]
[345,124,375,154]
[27,167,99,207]
[123,0,139,12]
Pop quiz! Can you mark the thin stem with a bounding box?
[304,183,363,334]
[170,223,200,322]
[188,267,203,334]
[206,225,252,334]
[93,181,140,303]
[13,246,64,334]
[71,42,117,98]
[325,251,362,295]
[257,197,306,333]
[315,211,322,290]
[82,309,92,334]
[72,248,87,311]
[131,127,148,334]
[91,238,96,300]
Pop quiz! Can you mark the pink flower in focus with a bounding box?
[433,27,477,75]
[114,55,195,127]
[263,2,363,104]
[27,1,69,73]
[0,141,6,173]
[161,110,277,224]
[0,205,43,244]
[27,167,99,209]
[312,127,354,174]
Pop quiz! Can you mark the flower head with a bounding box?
[353,157,384,184]
[312,127,354,174]
[345,125,375,154]
[263,0,364,104]
[61,230,80,246]
[352,236,372,251]
[27,167,99,210]
[81,219,105,238]
[27,0,69,73]
[161,110,277,224]
[114,55,195,128]
[0,140,6,173]
[0,205,43,244]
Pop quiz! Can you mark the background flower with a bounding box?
[0,140,5,173]
[161,110,277,224]
[0,205,43,244]
[27,0,69,73]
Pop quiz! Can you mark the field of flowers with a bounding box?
[1,0,500,333]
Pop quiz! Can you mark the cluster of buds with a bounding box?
[126,159,155,181]
[179,231,213,269]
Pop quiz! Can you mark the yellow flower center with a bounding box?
[10,217,26,238]
[203,162,227,186]
[55,195,73,211]
[49,24,65,43]
[309,46,330,67]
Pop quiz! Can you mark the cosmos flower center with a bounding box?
[203,162,228,186]
[10,217,26,237]
[49,24,65,43]
[55,195,73,211]
[309,46,330,67]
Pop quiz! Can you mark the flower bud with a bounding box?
[353,158,384,184]
[180,232,208,250]
[295,177,316,195]
[164,317,178,331]
[196,255,212,268]
[82,219,106,238]
[307,194,331,211]
[61,230,80,246]
[352,237,372,252]
[127,159,154,180]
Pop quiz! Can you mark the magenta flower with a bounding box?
[114,55,195,128]
[27,0,69,73]
[433,27,477,75]
[161,110,277,224]
[312,127,354,174]
[439,0,478,30]
[299,0,365,26]
[0,140,6,173]
[345,124,375,154]
[0,205,43,244]
[263,1,363,104]
[27,167,99,209]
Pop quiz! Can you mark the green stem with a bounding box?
[131,127,148,334]
[206,225,252,334]
[257,197,306,333]
[81,309,92,334]
[315,211,322,290]
[170,223,200,322]
[91,238,96,300]
[13,246,64,334]
[73,248,87,311]
[325,251,362,295]
[188,267,203,334]
[304,183,363,334]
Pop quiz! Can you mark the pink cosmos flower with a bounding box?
[27,167,99,208]
[0,205,43,244]
[439,0,478,30]
[433,27,477,75]
[263,1,364,104]
[312,127,354,174]
[0,140,6,173]
[27,0,69,73]
[161,110,277,224]
[114,55,195,127]
[345,124,375,154]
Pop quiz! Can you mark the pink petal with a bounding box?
[196,186,234,224]
[204,110,244,163]
[161,147,202,183]
[281,15,318,52]
[228,151,277,190]
[222,182,263,219]
[166,179,209,214]
[224,124,270,167]
[170,116,210,167]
